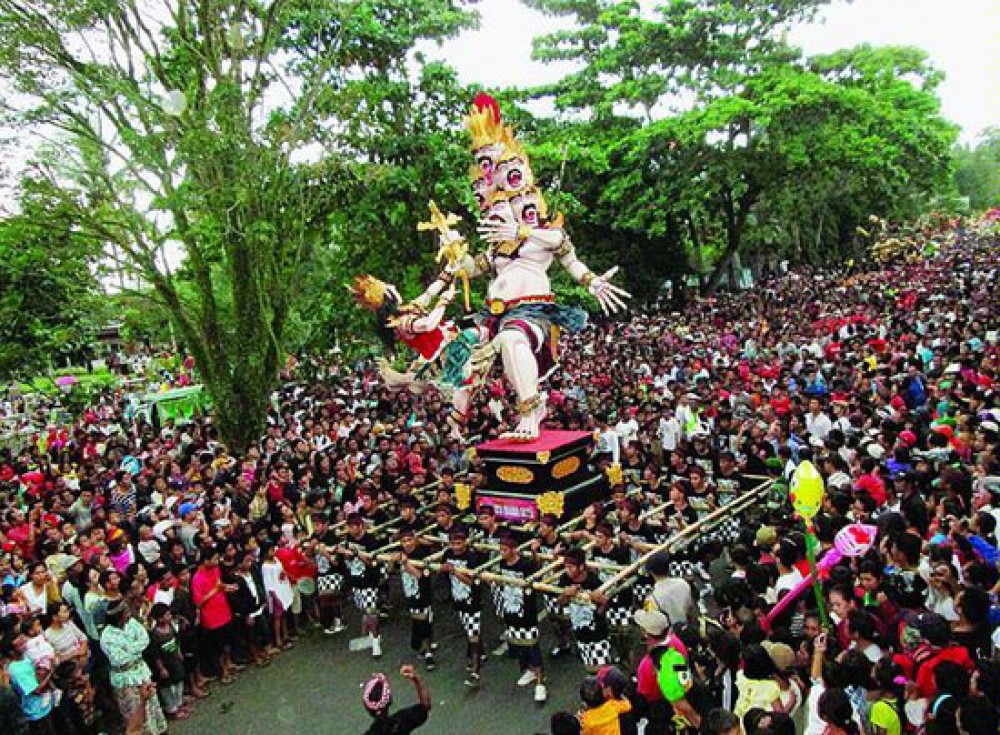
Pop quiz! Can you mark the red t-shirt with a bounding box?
[191,565,233,630]
[7,523,35,561]
[914,646,975,698]
[636,654,664,703]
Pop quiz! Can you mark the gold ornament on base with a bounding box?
[454,482,472,511]
[536,491,565,518]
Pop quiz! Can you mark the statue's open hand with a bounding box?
[589,266,631,315]
[477,219,520,244]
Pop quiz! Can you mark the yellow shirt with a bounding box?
[734,672,781,719]
[870,698,902,735]
[580,699,632,735]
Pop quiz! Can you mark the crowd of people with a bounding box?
[0,220,998,735]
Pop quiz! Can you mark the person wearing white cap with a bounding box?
[633,608,700,731]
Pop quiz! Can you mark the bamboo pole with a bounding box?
[595,479,773,598]
[324,477,771,602]
[328,475,455,534]
[344,473,771,602]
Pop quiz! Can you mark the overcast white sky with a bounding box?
[423,0,1000,144]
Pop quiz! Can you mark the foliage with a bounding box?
[0,176,103,380]
[0,0,477,450]
[952,127,1000,211]
[285,59,478,355]
[523,0,959,290]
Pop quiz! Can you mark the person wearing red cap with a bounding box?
[855,466,886,507]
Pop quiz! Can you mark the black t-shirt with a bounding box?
[364,704,428,735]
[715,469,751,496]
[400,547,434,612]
[558,570,608,641]
[496,556,539,628]
[663,503,699,526]
[592,543,632,606]
[442,548,485,613]
[343,533,381,589]
[953,626,992,664]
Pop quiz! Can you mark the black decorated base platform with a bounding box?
[473,430,605,523]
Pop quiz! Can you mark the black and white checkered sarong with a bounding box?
[458,610,482,640]
[633,578,653,606]
[317,573,343,596]
[507,625,540,645]
[578,638,612,670]
[352,587,379,614]
[606,604,632,631]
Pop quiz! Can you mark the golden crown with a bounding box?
[347,274,387,310]
[467,106,511,150]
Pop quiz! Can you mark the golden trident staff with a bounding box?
[417,200,471,312]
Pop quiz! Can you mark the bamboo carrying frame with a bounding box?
[323,472,775,604]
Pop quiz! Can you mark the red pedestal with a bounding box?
[474,430,603,523]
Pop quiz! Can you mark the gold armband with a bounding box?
[473,252,491,274]
[517,394,544,416]
[517,224,531,242]
[554,234,574,259]
[580,271,597,288]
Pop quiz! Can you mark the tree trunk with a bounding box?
[704,240,739,295]
[210,370,272,454]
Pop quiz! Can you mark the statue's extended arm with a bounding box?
[409,285,456,333]
[477,221,631,315]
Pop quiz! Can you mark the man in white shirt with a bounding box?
[615,411,639,445]
[595,417,621,464]
[804,398,832,441]
[658,407,681,453]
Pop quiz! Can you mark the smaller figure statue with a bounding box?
[348,273,479,441]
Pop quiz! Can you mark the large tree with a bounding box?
[0,176,103,379]
[952,127,1000,211]
[0,0,476,450]
[522,0,957,290]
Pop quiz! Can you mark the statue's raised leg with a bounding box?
[496,328,547,442]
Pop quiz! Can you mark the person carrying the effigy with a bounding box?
[495,532,548,702]
[556,546,612,672]
[438,526,487,689]
[340,512,384,658]
[396,528,437,671]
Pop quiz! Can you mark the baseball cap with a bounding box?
[755,526,778,548]
[633,609,671,637]
[762,641,795,672]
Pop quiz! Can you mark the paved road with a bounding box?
[175,605,592,735]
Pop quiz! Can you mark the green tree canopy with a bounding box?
[521,0,958,290]
[952,127,1000,211]
[0,0,477,449]
[0,176,103,379]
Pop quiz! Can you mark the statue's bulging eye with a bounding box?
[507,167,524,190]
